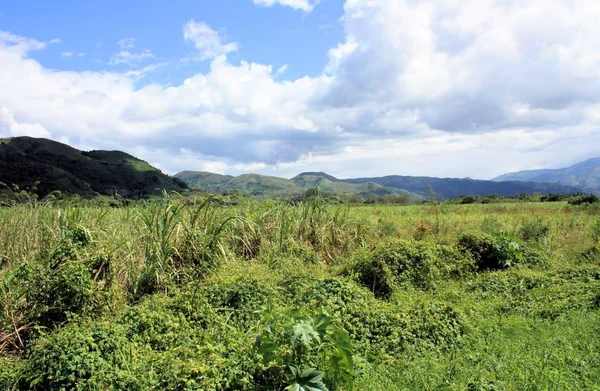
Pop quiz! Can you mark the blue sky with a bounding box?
[0,0,344,82]
[1,0,600,179]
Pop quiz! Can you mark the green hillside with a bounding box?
[176,169,580,200]
[494,158,600,194]
[0,137,187,198]
[175,170,422,199]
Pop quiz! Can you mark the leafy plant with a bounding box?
[458,232,525,271]
[255,308,354,390]
[286,367,328,391]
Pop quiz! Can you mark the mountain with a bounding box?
[493,158,600,194]
[344,175,579,199]
[0,137,187,198]
[176,170,579,200]
[175,171,421,199]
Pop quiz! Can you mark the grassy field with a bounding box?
[1,195,599,390]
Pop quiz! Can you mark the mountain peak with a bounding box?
[292,172,340,182]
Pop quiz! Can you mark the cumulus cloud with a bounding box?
[109,38,154,66]
[1,0,600,179]
[183,21,239,60]
[253,0,320,13]
[0,106,52,138]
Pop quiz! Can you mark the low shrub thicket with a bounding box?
[349,241,474,299]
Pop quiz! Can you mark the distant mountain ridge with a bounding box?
[176,170,580,200]
[0,137,186,198]
[175,170,421,199]
[494,158,600,195]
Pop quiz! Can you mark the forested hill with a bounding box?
[0,137,186,198]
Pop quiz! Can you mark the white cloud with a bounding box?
[275,64,288,76]
[61,51,85,57]
[0,31,46,53]
[109,49,154,66]
[109,38,154,66]
[0,106,52,138]
[1,0,600,179]
[118,38,136,49]
[253,0,319,13]
[183,21,239,60]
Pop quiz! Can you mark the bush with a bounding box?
[518,219,550,242]
[300,278,466,357]
[21,322,139,390]
[458,232,525,271]
[568,194,599,205]
[350,242,474,299]
[203,278,278,328]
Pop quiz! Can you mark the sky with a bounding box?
[1,0,600,179]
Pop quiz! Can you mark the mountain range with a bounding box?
[0,136,596,200]
[175,170,581,200]
[0,137,186,198]
[493,158,600,195]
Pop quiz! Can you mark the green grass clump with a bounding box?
[350,241,474,299]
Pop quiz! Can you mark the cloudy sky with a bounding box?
[1,0,599,179]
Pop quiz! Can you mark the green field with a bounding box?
[1,195,599,390]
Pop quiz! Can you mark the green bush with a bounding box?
[518,218,550,242]
[406,302,466,351]
[300,278,466,357]
[21,322,139,390]
[0,357,23,390]
[301,278,411,357]
[350,241,474,299]
[204,278,279,328]
[458,232,525,271]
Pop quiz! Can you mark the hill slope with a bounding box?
[176,170,579,200]
[175,171,421,199]
[493,158,600,194]
[0,137,187,198]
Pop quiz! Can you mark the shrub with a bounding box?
[301,278,411,357]
[351,241,474,299]
[254,308,354,390]
[458,232,525,271]
[377,218,397,237]
[21,322,139,390]
[204,278,278,328]
[518,218,550,242]
[13,258,97,330]
[300,278,466,357]
[413,221,433,241]
[0,357,23,390]
[406,302,466,351]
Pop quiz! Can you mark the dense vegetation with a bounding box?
[1,191,599,390]
[0,137,186,199]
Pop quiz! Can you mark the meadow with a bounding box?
[1,193,599,390]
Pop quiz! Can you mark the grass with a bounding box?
[0,195,599,390]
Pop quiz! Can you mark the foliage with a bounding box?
[457,232,526,271]
[350,241,474,298]
[1,198,600,390]
[518,218,550,242]
[255,308,354,390]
